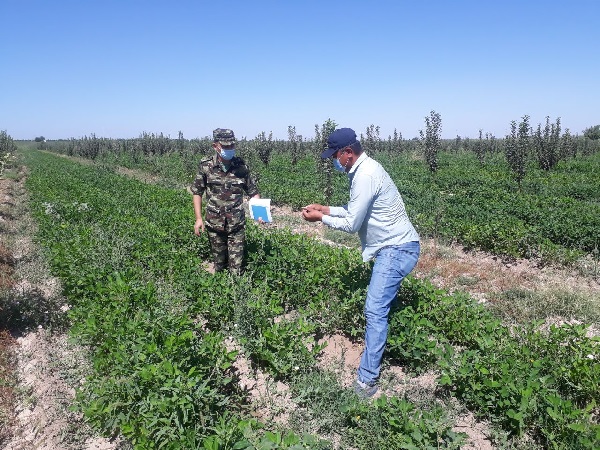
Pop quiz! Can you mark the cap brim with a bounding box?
[321,147,338,158]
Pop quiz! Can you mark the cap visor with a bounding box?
[321,147,338,158]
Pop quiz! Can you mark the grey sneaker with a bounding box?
[353,379,378,398]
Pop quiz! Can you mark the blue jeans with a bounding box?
[357,241,420,385]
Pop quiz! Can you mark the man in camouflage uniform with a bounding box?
[191,128,260,273]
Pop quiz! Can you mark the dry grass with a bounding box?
[0,243,15,290]
[414,239,600,325]
[0,330,17,446]
[0,178,18,446]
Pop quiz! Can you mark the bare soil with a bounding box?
[2,159,598,449]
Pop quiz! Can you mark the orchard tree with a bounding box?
[533,116,561,170]
[583,125,600,141]
[315,118,337,204]
[505,115,530,189]
[419,110,442,173]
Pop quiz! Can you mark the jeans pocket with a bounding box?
[386,243,420,276]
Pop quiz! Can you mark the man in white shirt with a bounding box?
[302,127,420,398]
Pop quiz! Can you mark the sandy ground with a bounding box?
[2,160,599,449]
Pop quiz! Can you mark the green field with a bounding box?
[1,141,595,449]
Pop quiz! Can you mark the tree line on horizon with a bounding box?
[27,114,600,179]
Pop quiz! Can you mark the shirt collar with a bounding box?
[348,152,368,175]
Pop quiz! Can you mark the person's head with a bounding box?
[321,128,363,172]
[212,128,236,161]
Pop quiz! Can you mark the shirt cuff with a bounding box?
[329,206,347,217]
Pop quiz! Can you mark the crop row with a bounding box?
[42,131,600,265]
[23,148,599,448]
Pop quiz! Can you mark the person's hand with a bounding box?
[302,208,323,222]
[303,204,323,212]
[194,218,205,236]
[257,217,266,225]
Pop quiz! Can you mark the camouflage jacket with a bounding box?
[191,154,259,233]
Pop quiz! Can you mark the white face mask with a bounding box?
[333,149,348,172]
[333,157,346,172]
[220,149,236,160]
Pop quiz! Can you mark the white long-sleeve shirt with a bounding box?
[322,152,419,262]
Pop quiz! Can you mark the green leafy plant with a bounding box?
[419,110,443,173]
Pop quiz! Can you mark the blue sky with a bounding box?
[1,0,598,141]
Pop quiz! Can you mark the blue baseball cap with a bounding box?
[321,128,358,158]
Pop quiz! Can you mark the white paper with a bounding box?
[248,198,272,223]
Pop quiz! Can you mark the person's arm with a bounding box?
[244,165,260,199]
[191,164,207,235]
[303,204,330,214]
[193,194,204,235]
[322,174,373,233]
[301,203,330,222]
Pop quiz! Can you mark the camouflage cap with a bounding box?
[213,128,236,146]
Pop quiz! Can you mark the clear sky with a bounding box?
[1,0,598,141]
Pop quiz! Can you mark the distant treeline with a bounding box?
[37,115,600,175]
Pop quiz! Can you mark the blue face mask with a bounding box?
[220,149,236,160]
[333,156,346,172]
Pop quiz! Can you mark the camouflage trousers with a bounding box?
[206,226,246,274]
